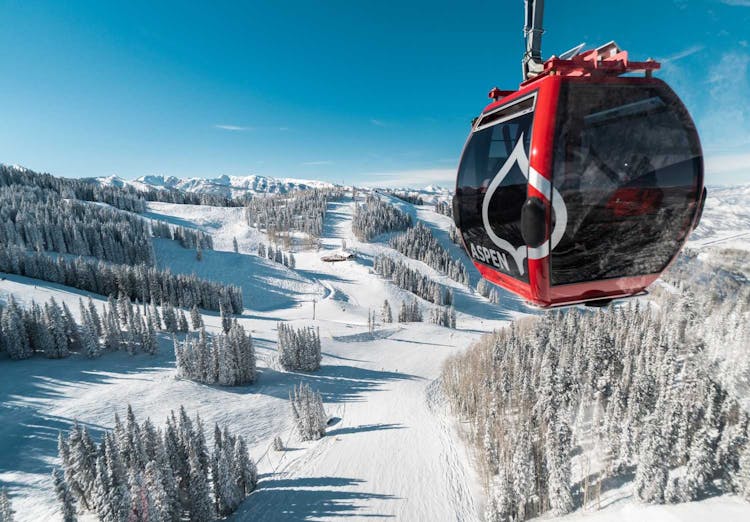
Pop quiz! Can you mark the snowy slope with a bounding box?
[0,191,503,521]
[688,184,750,251]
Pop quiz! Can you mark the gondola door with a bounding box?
[455,94,538,297]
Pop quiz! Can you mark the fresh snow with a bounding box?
[1,184,749,521]
[1,192,502,521]
[97,173,336,198]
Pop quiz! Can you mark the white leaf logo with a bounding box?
[481,133,567,275]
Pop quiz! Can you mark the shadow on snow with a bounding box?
[234,475,398,521]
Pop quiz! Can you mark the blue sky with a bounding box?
[1,0,748,187]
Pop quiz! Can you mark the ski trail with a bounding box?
[233,337,482,521]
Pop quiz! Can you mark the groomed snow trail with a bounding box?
[234,326,482,521]
[231,196,487,520]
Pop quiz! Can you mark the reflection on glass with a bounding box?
[456,106,534,281]
[551,82,701,286]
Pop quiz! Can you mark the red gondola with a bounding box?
[452,2,706,309]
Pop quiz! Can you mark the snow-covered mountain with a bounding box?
[689,184,750,252]
[97,173,336,198]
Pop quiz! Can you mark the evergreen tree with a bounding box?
[634,422,669,503]
[290,383,327,441]
[220,303,232,334]
[178,311,189,333]
[190,305,203,330]
[187,446,213,522]
[381,300,392,323]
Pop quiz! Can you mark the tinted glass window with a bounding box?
[550,82,701,286]
[456,99,535,281]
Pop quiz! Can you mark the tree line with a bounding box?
[372,255,454,306]
[435,200,453,217]
[385,190,424,205]
[0,164,146,213]
[0,293,164,361]
[0,184,156,265]
[54,405,257,521]
[149,220,213,251]
[389,222,469,285]
[442,299,750,522]
[245,189,343,247]
[256,243,296,269]
[0,181,213,266]
[0,244,242,313]
[352,195,412,242]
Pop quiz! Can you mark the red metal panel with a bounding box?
[548,274,660,306]
[526,76,561,307]
[475,263,532,301]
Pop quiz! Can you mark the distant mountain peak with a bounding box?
[99,173,336,198]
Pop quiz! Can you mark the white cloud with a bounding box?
[659,45,704,63]
[720,1,750,6]
[360,168,456,188]
[213,124,251,131]
[370,119,387,127]
[301,160,333,166]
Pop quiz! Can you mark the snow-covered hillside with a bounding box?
[97,173,336,198]
[688,184,750,251]
[1,175,748,522]
[0,187,512,521]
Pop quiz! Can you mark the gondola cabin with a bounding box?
[453,43,705,308]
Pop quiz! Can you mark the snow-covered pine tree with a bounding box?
[177,310,189,333]
[486,472,514,522]
[162,302,177,334]
[736,441,750,501]
[634,420,669,503]
[277,323,321,372]
[290,383,327,441]
[381,300,393,323]
[220,302,232,334]
[1,298,32,359]
[190,305,203,330]
[545,417,574,515]
[188,445,214,521]
[143,460,171,522]
[45,298,70,358]
[0,488,14,522]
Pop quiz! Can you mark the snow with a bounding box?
[688,184,750,252]
[547,495,750,522]
[0,192,500,521]
[97,173,336,198]
[1,184,749,521]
